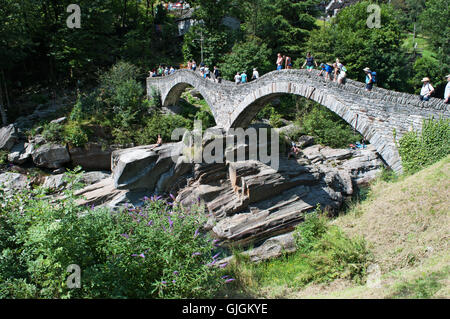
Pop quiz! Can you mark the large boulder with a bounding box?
[32,144,71,169]
[112,143,188,192]
[0,124,19,151]
[69,143,117,171]
[8,142,34,164]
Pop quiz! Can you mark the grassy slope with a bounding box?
[402,33,437,61]
[240,156,449,299]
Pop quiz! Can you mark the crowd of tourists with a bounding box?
[149,53,450,104]
[149,65,176,77]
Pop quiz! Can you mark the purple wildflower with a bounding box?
[219,263,228,269]
[168,217,174,228]
[192,252,201,257]
[161,281,167,285]
[120,233,129,239]
[147,220,153,226]
[225,278,235,283]
[155,195,162,201]
[143,196,149,201]
[131,254,138,257]
[173,271,179,276]
[221,275,229,279]
[172,280,176,284]
[194,228,199,238]
[139,253,145,258]
[208,260,217,266]
[212,252,220,260]
[169,194,176,201]
[91,204,95,210]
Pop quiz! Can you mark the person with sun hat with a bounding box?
[419,77,435,101]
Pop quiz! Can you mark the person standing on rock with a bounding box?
[419,77,435,101]
[192,60,197,72]
[444,74,450,104]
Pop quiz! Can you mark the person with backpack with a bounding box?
[302,52,318,71]
[213,66,221,83]
[334,59,347,84]
[252,68,259,80]
[419,77,435,101]
[364,67,376,91]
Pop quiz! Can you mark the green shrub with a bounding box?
[399,117,450,175]
[0,151,8,165]
[42,122,65,143]
[296,226,372,285]
[64,123,89,147]
[0,170,227,299]
[300,104,362,148]
[292,206,372,285]
[135,114,193,145]
[294,208,329,254]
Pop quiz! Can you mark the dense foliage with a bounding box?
[398,117,450,175]
[0,169,227,298]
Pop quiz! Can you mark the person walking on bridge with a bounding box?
[302,52,317,71]
[213,66,221,83]
[444,74,450,104]
[419,77,435,101]
[252,68,259,80]
[319,63,333,81]
[235,72,241,84]
[241,71,248,83]
[364,67,374,91]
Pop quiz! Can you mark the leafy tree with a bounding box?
[219,36,272,80]
[305,1,413,92]
[419,0,450,97]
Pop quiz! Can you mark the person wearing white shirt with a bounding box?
[252,68,259,80]
[444,74,450,104]
[419,77,434,101]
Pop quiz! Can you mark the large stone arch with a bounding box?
[147,69,449,173]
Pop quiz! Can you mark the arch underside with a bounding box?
[163,81,219,121]
[227,85,402,172]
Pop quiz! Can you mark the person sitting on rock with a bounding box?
[288,142,301,159]
[151,134,163,151]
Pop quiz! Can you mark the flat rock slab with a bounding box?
[0,172,28,190]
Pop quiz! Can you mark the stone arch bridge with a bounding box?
[147,69,449,172]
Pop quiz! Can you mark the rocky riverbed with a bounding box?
[1,118,385,260]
